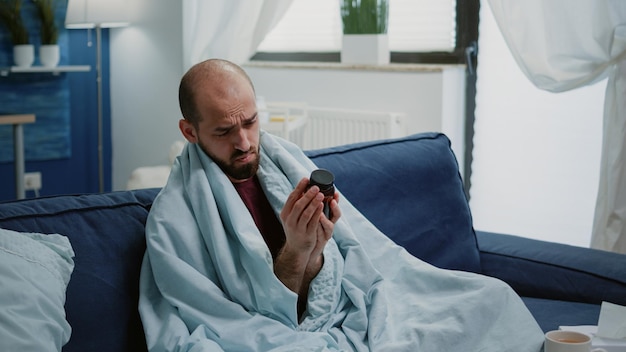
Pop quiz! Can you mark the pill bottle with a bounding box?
[309,169,335,218]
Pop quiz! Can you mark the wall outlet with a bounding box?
[24,172,42,191]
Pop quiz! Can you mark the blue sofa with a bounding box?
[0,132,624,352]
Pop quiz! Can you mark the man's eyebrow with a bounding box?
[213,113,257,133]
[244,113,258,123]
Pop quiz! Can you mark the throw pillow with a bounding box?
[0,228,74,352]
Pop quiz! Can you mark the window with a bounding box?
[256,0,342,52]
[253,0,467,62]
[251,0,480,193]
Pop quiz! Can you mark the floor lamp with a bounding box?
[65,0,129,192]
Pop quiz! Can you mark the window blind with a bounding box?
[256,0,457,53]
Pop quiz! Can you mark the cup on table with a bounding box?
[544,330,607,352]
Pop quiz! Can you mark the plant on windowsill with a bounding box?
[32,0,59,67]
[0,0,34,67]
[340,0,389,65]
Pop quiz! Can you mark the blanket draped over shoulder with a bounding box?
[139,132,544,352]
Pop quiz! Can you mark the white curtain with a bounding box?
[488,0,626,253]
[182,0,294,70]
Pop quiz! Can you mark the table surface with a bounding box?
[0,114,36,125]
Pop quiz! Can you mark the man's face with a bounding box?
[180,75,261,183]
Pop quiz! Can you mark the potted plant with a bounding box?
[32,0,59,67]
[0,0,34,67]
[340,0,390,65]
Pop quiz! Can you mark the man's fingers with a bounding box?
[329,199,341,224]
[280,178,310,221]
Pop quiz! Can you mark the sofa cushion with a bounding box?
[522,297,601,333]
[0,228,74,352]
[0,188,159,352]
[305,132,481,273]
[477,231,626,306]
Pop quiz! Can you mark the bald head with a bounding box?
[178,59,256,127]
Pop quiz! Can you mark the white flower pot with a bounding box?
[13,44,35,67]
[341,34,390,65]
[39,44,60,67]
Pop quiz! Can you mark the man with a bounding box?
[139,59,544,351]
[177,58,340,318]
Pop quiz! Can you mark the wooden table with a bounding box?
[0,114,36,199]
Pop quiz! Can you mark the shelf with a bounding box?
[0,114,36,125]
[0,65,91,76]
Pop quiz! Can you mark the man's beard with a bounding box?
[198,141,260,181]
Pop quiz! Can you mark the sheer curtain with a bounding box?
[182,0,293,70]
[488,0,626,253]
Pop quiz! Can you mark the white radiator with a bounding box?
[303,107,407,150]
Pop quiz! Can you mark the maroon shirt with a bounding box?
[233,176,286,259]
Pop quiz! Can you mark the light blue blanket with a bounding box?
[139,132,544,351]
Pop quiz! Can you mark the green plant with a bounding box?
[0,0,29,45]
[32,0,57,44]
[340,0,389,35]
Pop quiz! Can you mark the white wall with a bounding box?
[110,0,184,190]
[244,63,466,168]
[469,1,605,247]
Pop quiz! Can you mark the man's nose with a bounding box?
[233,127,251,151]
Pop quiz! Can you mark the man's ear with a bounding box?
[179,119,198,143]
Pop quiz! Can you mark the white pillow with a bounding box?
[0,228,75,352]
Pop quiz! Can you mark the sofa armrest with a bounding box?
[476,231,626,306]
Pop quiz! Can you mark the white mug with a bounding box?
[544,330,607,352]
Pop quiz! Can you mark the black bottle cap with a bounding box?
[309,169,335,193]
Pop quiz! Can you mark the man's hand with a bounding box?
[305,189,340,275]
[280,178,326,257]
[274,177,341,314]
